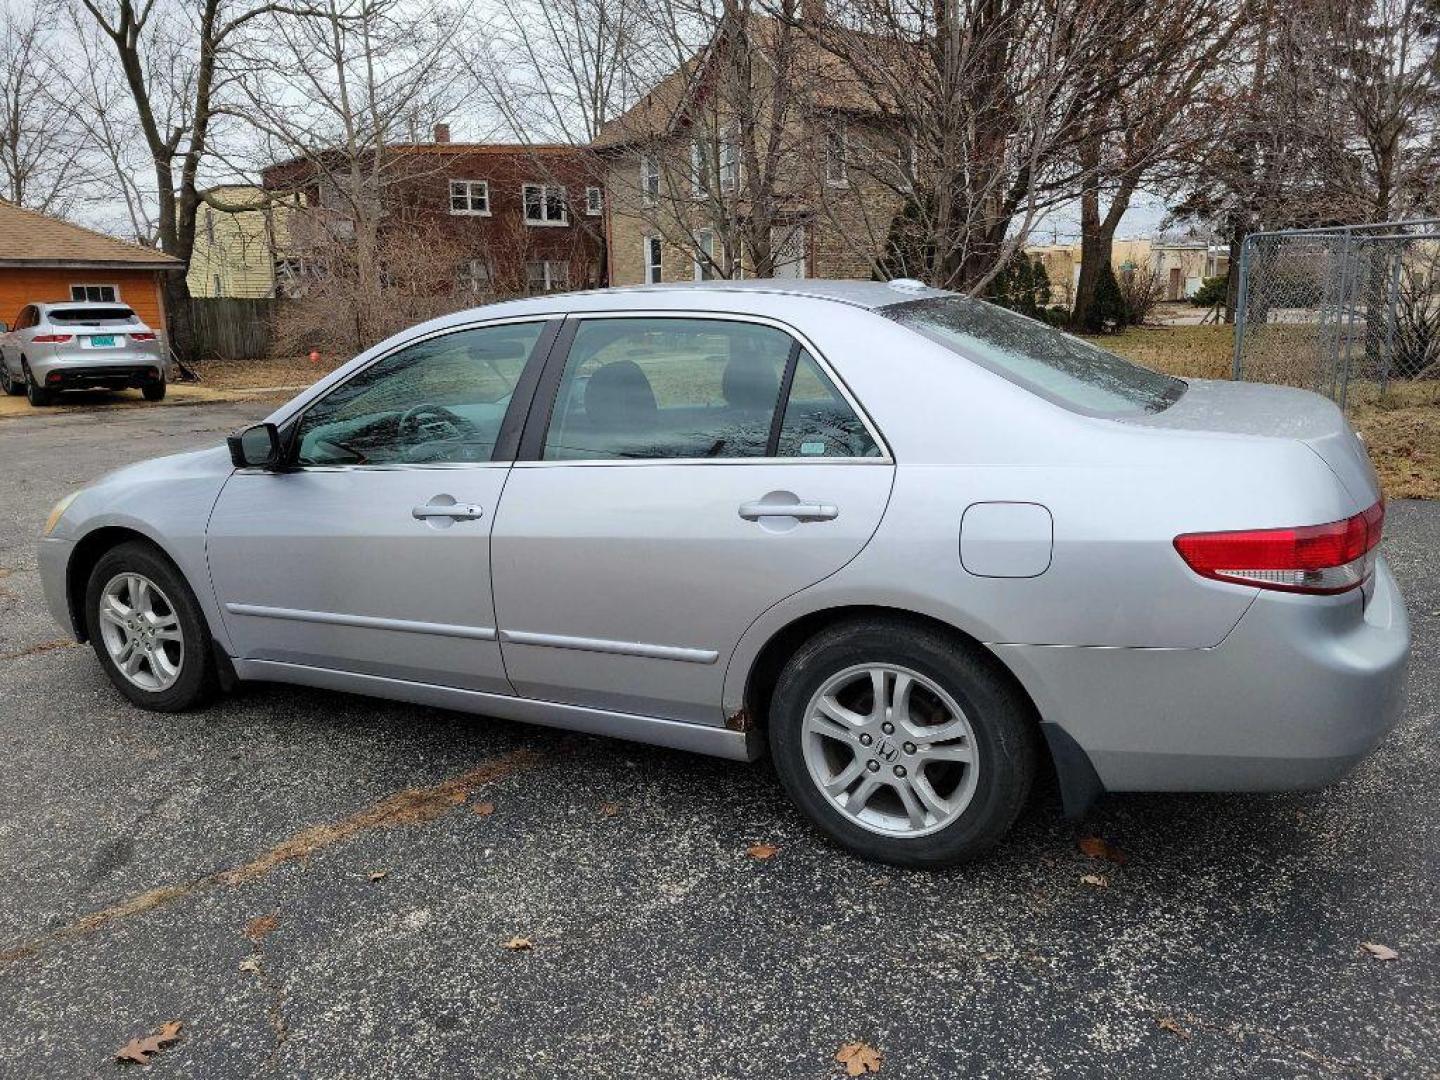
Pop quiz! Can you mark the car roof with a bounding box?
[557,279,950,311]
[417,280,952,329]
[40,301,135,310]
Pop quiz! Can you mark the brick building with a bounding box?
[260,133,605,298]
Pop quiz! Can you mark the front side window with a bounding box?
[523,184,567,225]
[885,297,1185,415]
[449,179,490,215]
[294,322,546,466]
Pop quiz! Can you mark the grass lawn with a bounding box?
[1102,324,1439,501]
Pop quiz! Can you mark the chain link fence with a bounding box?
[1232,220,1440,410]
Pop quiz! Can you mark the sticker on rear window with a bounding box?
[800,441,826,455]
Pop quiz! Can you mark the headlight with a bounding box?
[43,491,80,535]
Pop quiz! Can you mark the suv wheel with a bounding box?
[142,381,166,402]
[25,365,51,406]
[84,541,217,711]
[0,358,21,395]
[769,618,1038,868]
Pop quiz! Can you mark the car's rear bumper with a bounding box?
[32,353,165,390]
[996,555,1410,793]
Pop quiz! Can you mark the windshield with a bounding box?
[884,297,1185,416]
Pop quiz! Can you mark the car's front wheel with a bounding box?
[769,619,1038,868]
[84,541,217,711]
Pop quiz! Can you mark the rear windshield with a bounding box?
[48,307,138,324]
[884,297,1185,416]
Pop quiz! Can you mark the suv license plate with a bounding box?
[88,335,117,347]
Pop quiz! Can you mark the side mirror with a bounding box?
[227,422,284,469]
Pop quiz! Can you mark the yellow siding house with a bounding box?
[185,185,293,298]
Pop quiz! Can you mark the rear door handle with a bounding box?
[739,501,838,522]
[412,503,485,521]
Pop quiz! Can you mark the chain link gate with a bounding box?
[1231,220,1440,410]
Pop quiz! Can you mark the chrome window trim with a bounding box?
[534,308,893,464]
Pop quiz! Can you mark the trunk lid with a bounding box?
[1123,378,1381,507]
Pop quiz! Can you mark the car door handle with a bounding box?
[739,500,838,521]
[412,503,485,521]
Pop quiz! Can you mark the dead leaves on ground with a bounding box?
[367,869,388,882]
[835,1041,883,1075]
[501,936,534,952]
[1361,941,1400,961]
[243,912,279,942]
[1077,836,1127,865]
[1078,873,1109,889]
[471,801,496,818]
[746,843,780,861]
[598,802,621,818]
[1156,1016,1191,1040]
[115,1020,182,1065]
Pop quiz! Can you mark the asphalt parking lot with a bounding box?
[0,400,1435,1079]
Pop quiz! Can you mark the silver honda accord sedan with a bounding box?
[36,280,1410,866]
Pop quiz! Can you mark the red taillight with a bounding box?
[130,332,157,341]
[31,334,73,343]
[1174,499,1385,595]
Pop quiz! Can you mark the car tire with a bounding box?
[768,618,1038,868]
[143,382,166,402]
[24,364,50,406]
[84,541,218,712]
[0,358,21,395]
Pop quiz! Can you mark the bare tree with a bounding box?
[1322,0,1440,219]
[231,0,473,348]
[74,0,324,359]
[0,1,92,214]
[791,0,1125,295]
[1067,0,1247,326]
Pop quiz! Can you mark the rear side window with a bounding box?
[48,307,138,324]
[885,297,1184,416]
[776,351,879,458]
[541,318,880,461]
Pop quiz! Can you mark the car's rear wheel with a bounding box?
[768,618,1038,868]
[23,364,50,406]
[142,381,166,402]
[0,358,21,395]
[84,542,217,711]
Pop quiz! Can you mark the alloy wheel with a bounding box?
[97,572,185,692]
[801,663,979,838]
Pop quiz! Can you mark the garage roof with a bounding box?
[0,200,183,271]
